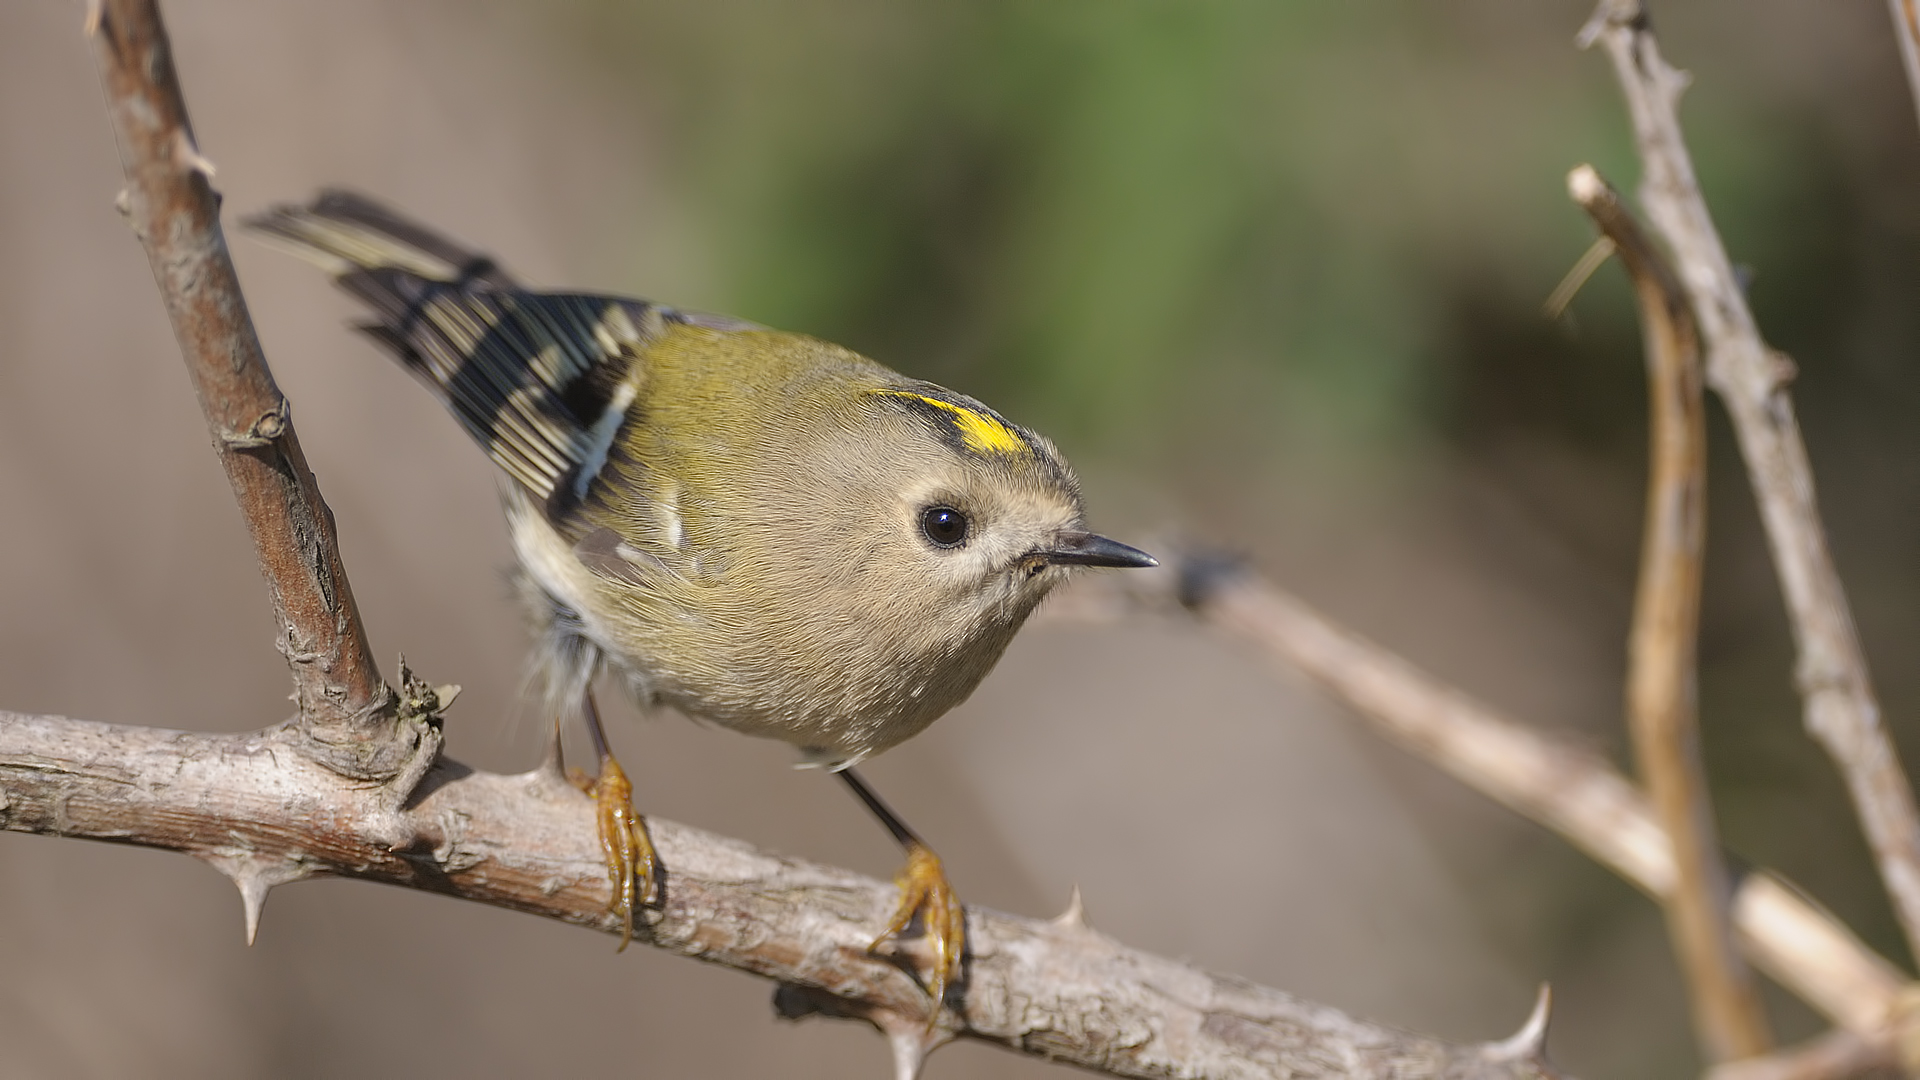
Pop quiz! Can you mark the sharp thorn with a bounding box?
[776,985,948,1076]
[881,1012,943,1080]
[1052,884,1090,931]
[1486,983,1553,1062]
[205,855,310,946]
[171,131,217,180]
[236,871,271,946]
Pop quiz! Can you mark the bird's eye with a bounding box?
[919,505,969,548]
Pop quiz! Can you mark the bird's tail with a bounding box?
[244,189,518,288]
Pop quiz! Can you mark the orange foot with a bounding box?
[572,757,659,950]
[871,841,965,1024]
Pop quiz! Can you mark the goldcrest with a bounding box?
[247,190,1154,1008]
[250,191,1152,765]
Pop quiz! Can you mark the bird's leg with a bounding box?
[567,690,659,950]
[838,767,964,1024]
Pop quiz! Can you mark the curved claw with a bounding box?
[586,757,658,950]
[871,842,965,1028]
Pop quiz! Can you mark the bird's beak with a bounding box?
[1043,532,1158,569]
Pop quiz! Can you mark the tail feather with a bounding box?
[246,189,516,287]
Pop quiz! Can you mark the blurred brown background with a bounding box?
[4,1,1918,1076]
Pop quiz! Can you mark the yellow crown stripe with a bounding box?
[876,391,1030,458]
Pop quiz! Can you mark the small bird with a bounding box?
[246,191,1155,1016]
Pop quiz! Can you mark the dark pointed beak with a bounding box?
[1044,532,1158,569]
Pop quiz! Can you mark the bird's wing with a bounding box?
[247,191,750,534]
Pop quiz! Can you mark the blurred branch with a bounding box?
[1889,0,1920,137]
[88,0,407,782]
[1542,237,1616,320]
[1569,165,1771,1060]
[1076,561,1904,1040]
[1705,1027,1897,1080]
[0,709,1564,1080]
[1579,0,1920,972]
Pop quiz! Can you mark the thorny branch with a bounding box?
[89,0,411,783]
[0,709,1563,1080]
[1580,0,1920,977]
[1121,565,1902,1045]
[1706,1027,1901,1080]
[0,2,1577,1079]
[1569,165,1770,1061]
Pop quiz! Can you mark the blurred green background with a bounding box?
[3,1,1918,1077]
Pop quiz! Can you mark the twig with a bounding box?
[1889,0,1920,137]
[1703,1026,1896,1080]
[1543,237,1617,320]
[88,0,404,780]
[1579,0,1920,971]
[1130,562,1904,1038]
[0,708,1566,1080]
[1568,165,1771,1060]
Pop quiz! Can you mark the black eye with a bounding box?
[919,505,969,548]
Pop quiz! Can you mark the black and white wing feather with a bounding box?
[247,191,671,521]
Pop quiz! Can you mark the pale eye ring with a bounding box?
[919,505,969,548]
